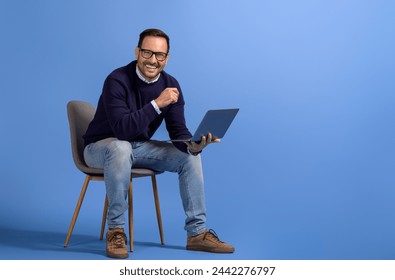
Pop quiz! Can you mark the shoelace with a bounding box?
[203,229,224,244]
[108,232,128,247]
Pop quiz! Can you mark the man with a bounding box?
[83,28,234,258]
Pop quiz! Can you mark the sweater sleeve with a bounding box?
[165,87,193,153]
[102,77,159,141]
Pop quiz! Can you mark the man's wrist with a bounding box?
[151,100,162,115]
[187,148,201,156]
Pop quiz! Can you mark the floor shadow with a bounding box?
[134,240,185,251]
[0,226,184,259]
[0,226,103,258]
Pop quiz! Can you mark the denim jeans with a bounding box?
[83,137,206,237]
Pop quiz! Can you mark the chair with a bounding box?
[64,100,164,252]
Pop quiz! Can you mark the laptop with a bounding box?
[169,108,239,142]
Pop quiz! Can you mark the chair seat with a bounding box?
[83,167,162,177]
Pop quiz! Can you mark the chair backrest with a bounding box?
[67,100,101,175]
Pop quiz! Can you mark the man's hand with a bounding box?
[155,88,179,108]
[185,133,220,154]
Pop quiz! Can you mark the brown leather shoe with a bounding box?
[106,228,129,259]
[186,229,235,253]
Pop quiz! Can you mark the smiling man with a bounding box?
[83,28,235,258]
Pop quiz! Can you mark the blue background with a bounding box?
[0,0,394,260]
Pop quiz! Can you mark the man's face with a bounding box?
[135,36,169,81]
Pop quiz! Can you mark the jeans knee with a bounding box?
[105,140,132,164]
[188,154,202,166]
[180,154,203,175]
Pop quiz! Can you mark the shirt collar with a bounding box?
[136,65,160,84]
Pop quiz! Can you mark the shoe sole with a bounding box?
[186,245,235,254]
[106,250,129,259]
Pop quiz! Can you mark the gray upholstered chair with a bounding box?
[64,100,164,252]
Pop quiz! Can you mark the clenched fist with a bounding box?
[155,88,179,108]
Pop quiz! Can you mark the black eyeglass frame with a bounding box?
[138,48,168,61]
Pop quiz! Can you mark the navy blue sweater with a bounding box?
[83,61,192,153]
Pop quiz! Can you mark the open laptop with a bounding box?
[168,108,239,142]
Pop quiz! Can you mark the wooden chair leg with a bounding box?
[151,175,164,245]
[128,181,134,252]
[100,196,108,240]
[64,175,91,248]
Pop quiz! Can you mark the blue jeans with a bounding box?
[83,138,206,237]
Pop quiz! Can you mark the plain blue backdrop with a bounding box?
[0,0,395,260]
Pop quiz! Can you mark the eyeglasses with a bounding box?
[139,48,168,61]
